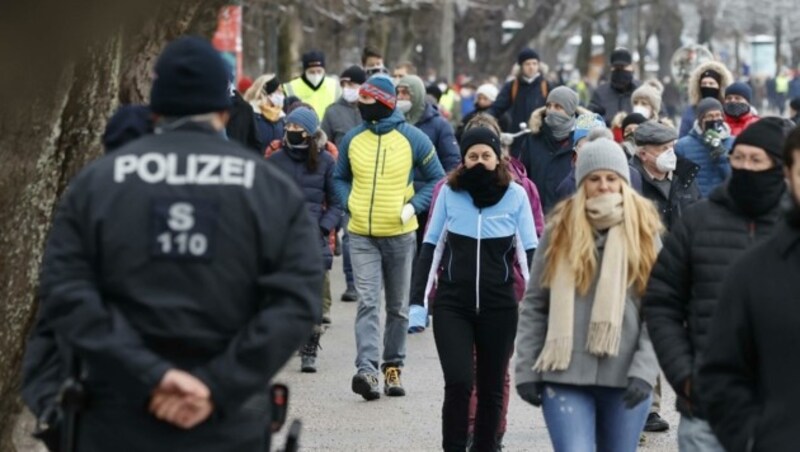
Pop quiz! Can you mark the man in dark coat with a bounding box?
[698,124,800,452]
[489,48,550,156]
[226,89,262,153]
[645,117,790,451]
[589,48,640,125]
[631,121,701,230]
[22,36,321,452]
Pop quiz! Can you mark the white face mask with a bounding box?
[268,92,285,108]
[655,148,677,173]
[397,100,413,114]
[343,86,360,103]
[305,72,324,87]
[633,105,652,118]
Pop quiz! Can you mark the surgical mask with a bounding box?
[268,92,285,108]
[397,100,413,114]
[343,87,360,103]
[438,83,447,93]
[305,72,324,87]
[633,105,652,118]
[655,148,677,173]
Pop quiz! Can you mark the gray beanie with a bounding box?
[696,97,723,121]
[546,86,579,117]
[575,138,631,186]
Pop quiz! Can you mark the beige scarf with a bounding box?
[534,193,628,372]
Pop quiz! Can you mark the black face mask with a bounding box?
[455,164,508,209]
[700,86,720,99]
[724,102,750,118]
[286,130,307,147]
[703,119,724,132]
[358,101,394,122]
[611,70,633,91]
[728,167,786,217]
[787,192,800,229]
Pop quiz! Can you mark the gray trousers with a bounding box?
[350,232,416,374]
[678,416,726,452]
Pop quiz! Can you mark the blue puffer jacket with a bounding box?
[268,144,342,269]
[675,126,733,198]
[254,114,284,153]
[415,102,460,173]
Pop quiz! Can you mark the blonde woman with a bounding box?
[515,138,663,452]
[244,74,285,151]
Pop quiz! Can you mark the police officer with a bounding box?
[29,36,322,451]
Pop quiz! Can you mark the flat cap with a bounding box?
[634,121,678,146]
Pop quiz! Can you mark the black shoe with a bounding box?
[383,366,405,397]
[300,354,317,373]
[333,235,342,256]
[322,315,332,325]
[644,412,670,432]
[341,286,358,302]
[351,373,380,401]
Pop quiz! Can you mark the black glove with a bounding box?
[622,377,652,409]
[319,226,330,237]
[516,382,543,407]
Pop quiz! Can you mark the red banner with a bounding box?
[212,5,242,82]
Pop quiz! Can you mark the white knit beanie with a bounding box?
[476,83,499,103]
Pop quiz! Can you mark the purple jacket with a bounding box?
[424,158,544,302]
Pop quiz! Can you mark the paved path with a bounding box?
[272,257,681,451]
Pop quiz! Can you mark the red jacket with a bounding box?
[725,111,759,137]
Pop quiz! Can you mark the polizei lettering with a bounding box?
[114,153,256,188]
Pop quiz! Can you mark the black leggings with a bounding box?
[433,304,517,452]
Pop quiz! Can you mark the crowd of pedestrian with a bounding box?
[19,34,800,452]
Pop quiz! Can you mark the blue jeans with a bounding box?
[351,232,416,374]
[678,416,725,452]
[341,214,353,286]
[541,383,651,452]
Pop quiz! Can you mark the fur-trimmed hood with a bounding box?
[688,61,733,106]
[528,106,593,134]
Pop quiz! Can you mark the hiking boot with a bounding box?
[341,285,358,302]
[300,331,321,373]
[644,412,670,432]
[351,373,380,401]
[383,366,405,397]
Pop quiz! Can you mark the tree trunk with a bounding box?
[603,0,620,74]
[655,0,684,79]
[576,0,594,77]
[696,0,718,48]
[439,0,455,83]
[0,1,226,450]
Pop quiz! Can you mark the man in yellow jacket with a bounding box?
[283,50,341,119]
[334,74,445,401]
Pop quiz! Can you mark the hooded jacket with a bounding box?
[643,184,784,418]
[675,123,733,197]
[399,75,460,174]
[267,144,342,270]
[333,110,445,237]
[679,61,734,137]
[519,106,592,213]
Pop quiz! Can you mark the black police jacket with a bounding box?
[33,125,322,451]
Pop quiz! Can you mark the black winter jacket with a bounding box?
[699,220,800,452]
[588,81,640,125]
[27,125,322,452]
[644,185,784,417]
[267,145,342,270]
[631,156,701,230]
[489,75,550,154]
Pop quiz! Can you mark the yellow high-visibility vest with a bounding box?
[284,76,342,119]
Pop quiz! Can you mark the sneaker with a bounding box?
[341,286,358,302]
[644,412,670,432]
[300,354,317,373]
[383,366,405,397]
[408,305,427,334]
[351,373,380,401]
